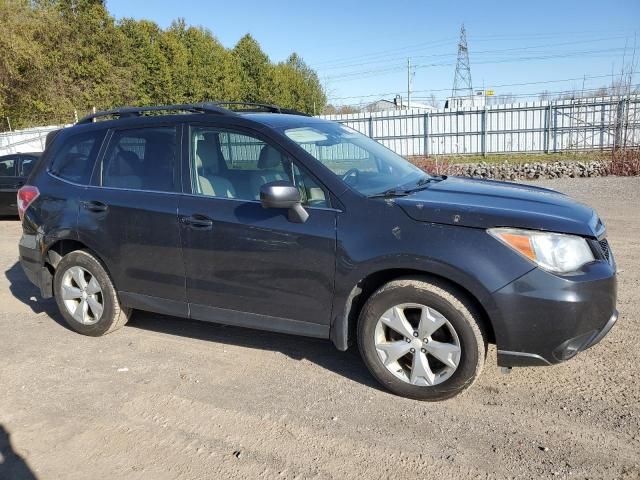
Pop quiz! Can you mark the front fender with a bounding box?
[330,211,535,351]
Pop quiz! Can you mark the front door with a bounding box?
[179,124,337,337]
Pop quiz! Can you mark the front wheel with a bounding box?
[53,250,131,336]
[358,277,487,401]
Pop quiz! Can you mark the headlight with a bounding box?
[488,227,595,273]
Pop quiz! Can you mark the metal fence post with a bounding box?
[423,112,429,157]
[613,97,624,150]
[368,116,373,138]
[481,108,487,156]
[599,102,605,151]
[544,103,552,153]
[552,102,558,153]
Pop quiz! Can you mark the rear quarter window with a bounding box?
[49,130,106,184]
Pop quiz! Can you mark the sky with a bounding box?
[106,0,640,107]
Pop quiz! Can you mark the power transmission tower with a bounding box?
[452,24,474,105]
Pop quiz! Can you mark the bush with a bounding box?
[609,150,640,176]
[410,156,452,175]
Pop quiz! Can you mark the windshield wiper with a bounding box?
[368,175,447,199]
[368,188,411,199]
[403,175,447,193]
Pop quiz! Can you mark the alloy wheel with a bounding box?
[60,266,104,325]
[374,303,461,386]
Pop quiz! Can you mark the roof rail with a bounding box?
[210,101,310,116]
[76,101,310,124]
[76,103,233,124]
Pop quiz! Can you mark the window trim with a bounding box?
[93,123,182,194]
[185,123,332,208]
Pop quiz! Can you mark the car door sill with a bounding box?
[119,291,188,317]
[189,303,329,339]
[118,291,330,339]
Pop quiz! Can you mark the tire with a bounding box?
[357,277,487,401]
[53,249,131,336]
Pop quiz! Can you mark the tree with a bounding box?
[0,1,327,129]
[233,34,271,103]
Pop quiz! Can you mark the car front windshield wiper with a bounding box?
[406,174,446,192]
[367,188,411,199]
[368,175,447,199]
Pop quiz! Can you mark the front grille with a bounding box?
[598,239,611,262]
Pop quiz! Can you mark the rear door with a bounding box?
[0,155,20,215]
[76,123,187,316]
[178,122,338,336]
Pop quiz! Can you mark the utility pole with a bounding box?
[407,58,411,109]
[452,24,474,106]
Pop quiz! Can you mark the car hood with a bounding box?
[394,176,602,237]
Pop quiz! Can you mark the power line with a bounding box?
[318,35,629,72]
[322,47,628,82]
[328,71,640,101]
[312,27,638,67]
[331,85,640,108]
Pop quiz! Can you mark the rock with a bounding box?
[442,160,609,181]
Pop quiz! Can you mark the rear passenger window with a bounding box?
[0,157,17,177]
[20,157,37,177]
[101,127,178,192]
[50,130,105,184]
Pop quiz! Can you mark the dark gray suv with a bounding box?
[18,103,617,400]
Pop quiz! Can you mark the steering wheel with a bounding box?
[341,168,360,185]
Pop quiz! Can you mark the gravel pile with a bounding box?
[447,160,609,181]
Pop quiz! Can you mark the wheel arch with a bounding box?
[44,240,115,291]
[330,267,497,352]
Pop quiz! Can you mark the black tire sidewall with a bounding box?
[53,251,118,337]
[358,282,483,401]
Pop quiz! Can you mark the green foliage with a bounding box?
[0,0,326,129]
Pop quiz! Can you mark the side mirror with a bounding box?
[260,181,309,223]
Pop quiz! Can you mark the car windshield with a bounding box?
[281,122,430,196]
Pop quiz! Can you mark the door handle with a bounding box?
[80,200,109,213]
[180,214,213,230]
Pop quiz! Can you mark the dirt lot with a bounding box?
[1,177,639,480]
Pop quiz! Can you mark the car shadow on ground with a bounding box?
[0,424,38,480]
[127,311,383,392]
[4,262,70,330]
[4,261,382,392]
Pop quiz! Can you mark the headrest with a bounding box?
[196,139,218,170]
[114,150,139,176]
[258,145,283,169]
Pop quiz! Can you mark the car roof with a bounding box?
[59,111,337,138]
[240,113,335,129]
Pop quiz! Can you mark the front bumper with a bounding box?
[19,233,53,298]
[490,259,617,367]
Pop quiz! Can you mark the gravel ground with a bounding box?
[0,177,639,480]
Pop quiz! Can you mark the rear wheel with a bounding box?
[358,277,487,401]
[53,250,131,336]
